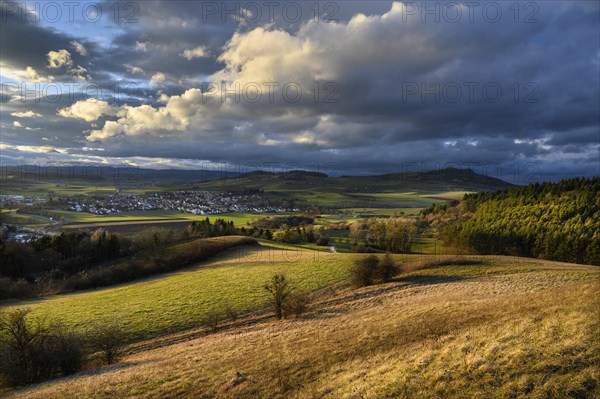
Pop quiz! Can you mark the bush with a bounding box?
[0,309,85,387]
[285,291,311,318]
[351,255,380,287]
[49,324,85,376]
[378,252,398,282]
[0,277,35,300]
[202,309,222,333]
[224,303,238,322]
[87,320,128,365]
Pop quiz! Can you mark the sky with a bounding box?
[0,0,599,183]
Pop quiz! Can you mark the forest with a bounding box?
[422,177,600,265]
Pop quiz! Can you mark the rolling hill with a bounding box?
[191,167,512,209]
[0,242,354,340]
[3,252,598,399]
[198,167,512,192]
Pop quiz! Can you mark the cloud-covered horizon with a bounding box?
[1,1,598,182]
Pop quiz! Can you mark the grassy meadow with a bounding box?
[50,211,268,226]
[0,243,354,340]
[3,257,598,399]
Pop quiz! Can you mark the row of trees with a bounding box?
[0,227,183,284]
[271,225,329,245]
[423,177,600,265]
[186,217,331,246]
[1,232,257,300]
[187,218,236,237]
[1,230,123,281]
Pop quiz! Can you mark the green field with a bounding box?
[0,242,354,340]
[0,182,148,197]
[0,212,50,226]
[52,210,266,226]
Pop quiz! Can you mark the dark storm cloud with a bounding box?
[1,1,598,181]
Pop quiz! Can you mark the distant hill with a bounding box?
[0,165,239,185]
[239,169,328,181]
[202,168,512,193]
[1,166,511,209]
[363,167,513,188]
[2,165,509,191]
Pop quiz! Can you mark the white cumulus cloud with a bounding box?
[180,46,209,60]
[58,99,118,122]
[125,64,145,74]
[11,111,42,118]
[70,41,88,56]
[47,49,73,69]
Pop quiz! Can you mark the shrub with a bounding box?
[378,252,398,282]
[0,309,45,386]
[0,277,35,300]
[48,324,85,376]
[285,291,311,318]
[224,303,238,322]
[351,255,380,287]
[87,320,128,365]
[0,309,85,387]
[202,309,222,333]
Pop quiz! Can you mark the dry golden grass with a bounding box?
[5,259,599,399]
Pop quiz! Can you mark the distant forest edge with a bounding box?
[422,177,600,265]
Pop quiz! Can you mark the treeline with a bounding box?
[422,177,600,265]
[252,215,314,229]
[1,228,176,299]
[0,226,257,299]
[2,229,123,281]
[186,218,237,237]
[272,224,329,245]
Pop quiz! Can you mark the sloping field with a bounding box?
[1,244,354,340]
[5,258,598,399]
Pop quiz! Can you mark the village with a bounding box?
[66,190,294,215]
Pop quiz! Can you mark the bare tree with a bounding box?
[0,309,85,386]
[87,320,127,365]
[224,302,238,322]
[203,309,222,332]
[264,273,293,320]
